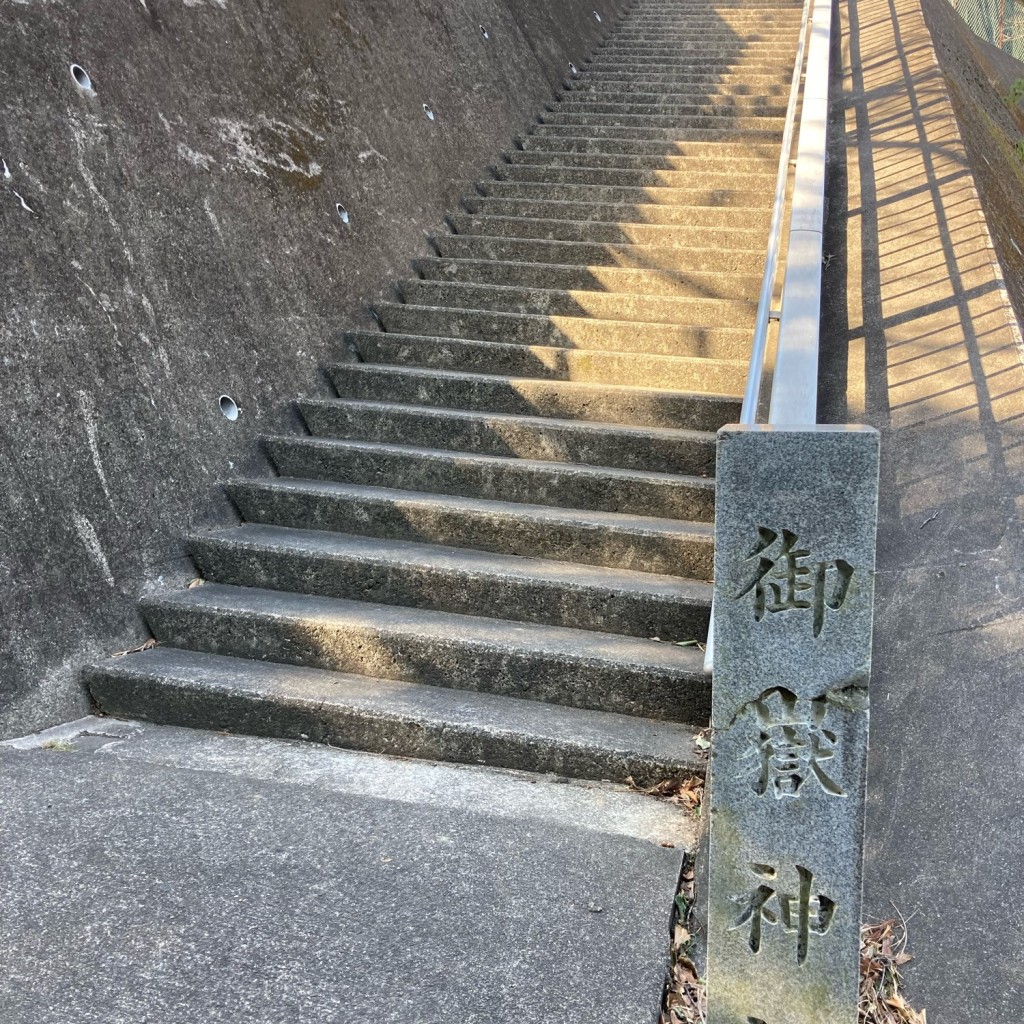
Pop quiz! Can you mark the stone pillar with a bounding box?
[706,425,880,1024]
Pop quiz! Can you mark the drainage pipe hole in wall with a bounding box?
[70,64,93,91]
[219,395,240,421]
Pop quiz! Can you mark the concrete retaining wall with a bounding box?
[0,0,625,737]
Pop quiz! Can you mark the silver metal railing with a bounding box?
[703,0,833,672]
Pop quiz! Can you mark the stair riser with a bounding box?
[529,124,782,142]
[85,669,700,786]
[516,135,781,157]
[228,481,715,577]
[480,178,773,207]
[550,100,788,117]
[566,81,788,96]
[299,401,718,477]
[327,365,740,432]
[266,438,717,521]
[450,215,766,251]
[398,278,756,329]
[538,111,786,131]
[431,234,766,275]
[141,602,712,722]
[503,150,777,171]
[349,332,748,393]
[483,166,770,192]
[462,197,770,228]
[412,257,762,299]
[188,538,711,642]
[376,302,752,358]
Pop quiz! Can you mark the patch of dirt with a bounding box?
[922,0,1024,323]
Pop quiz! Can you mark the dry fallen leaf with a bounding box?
[111,638,158,658]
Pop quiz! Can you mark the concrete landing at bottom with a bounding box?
[0,719,693,1024]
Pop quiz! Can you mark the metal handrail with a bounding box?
[703,0,833,673]
[740,0,814,425]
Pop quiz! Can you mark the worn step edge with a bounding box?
[84,647,705,785]
[298,397,719,477]
[264,435,717,521]
[326,362,740,431]
[138,584,711,722]
[345,330,749,393]
[188,524,712,640]
[227,476,716,577]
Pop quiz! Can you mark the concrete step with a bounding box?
[138,584,711,721]
[431,233,766,275]
[536,110,787,132]
[527,123,783,143]
[489,163,774,193]
[265,436,717,521]
[411,257,761,300]
[396,277,756,329]
[447,213,767,252]
[565,79,789,97]
[610,29,798,39]
[590,45,791,59]
[188,525,712,640]
[549,98,789,117]
[297,398,718,476]
[461,195,770,228]
[516,134,782,157]
[375,301,753,358]
[345,330,749,393]
[502,148,778,172]
[327,363,740,431]
[228,476,716,577]
[478,178,773,209]
[84,647,706,784]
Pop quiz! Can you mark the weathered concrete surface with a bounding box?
[707,427,879,1024]
[0,0,623,737]
[0,718,691,1023]
[820,0,1024,1017]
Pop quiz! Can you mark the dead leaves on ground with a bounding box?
[628,775,704,814]
[111,638,158,658]
[661,860,706,1024]
[860,918,927,1023]
[659,911,927,1023]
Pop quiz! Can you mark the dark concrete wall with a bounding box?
[0,0,625,738]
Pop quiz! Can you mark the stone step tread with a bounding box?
[398,277,756,317]
[264,436,717,523]
[229,476,716,545]
[298,398,718,478]
[138,584,711,721]
[529,126,784,143]
[190,524,714,604]
[328,361,741,408]
[430,236,766,276]
[84,647,706,784]
[412,256,762,295]
[140,584,708,680]
[448,214,766,248]
[300,397,721,444]
[374,302,752,358]
[478,180,774,207]
[345,330,748,390]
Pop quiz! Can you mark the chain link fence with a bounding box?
[947,0,1024,62]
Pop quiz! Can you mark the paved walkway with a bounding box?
[821,0,1024,1017]
[0,719,689,1024]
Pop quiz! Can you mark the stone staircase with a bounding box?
[85,0,802,786]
